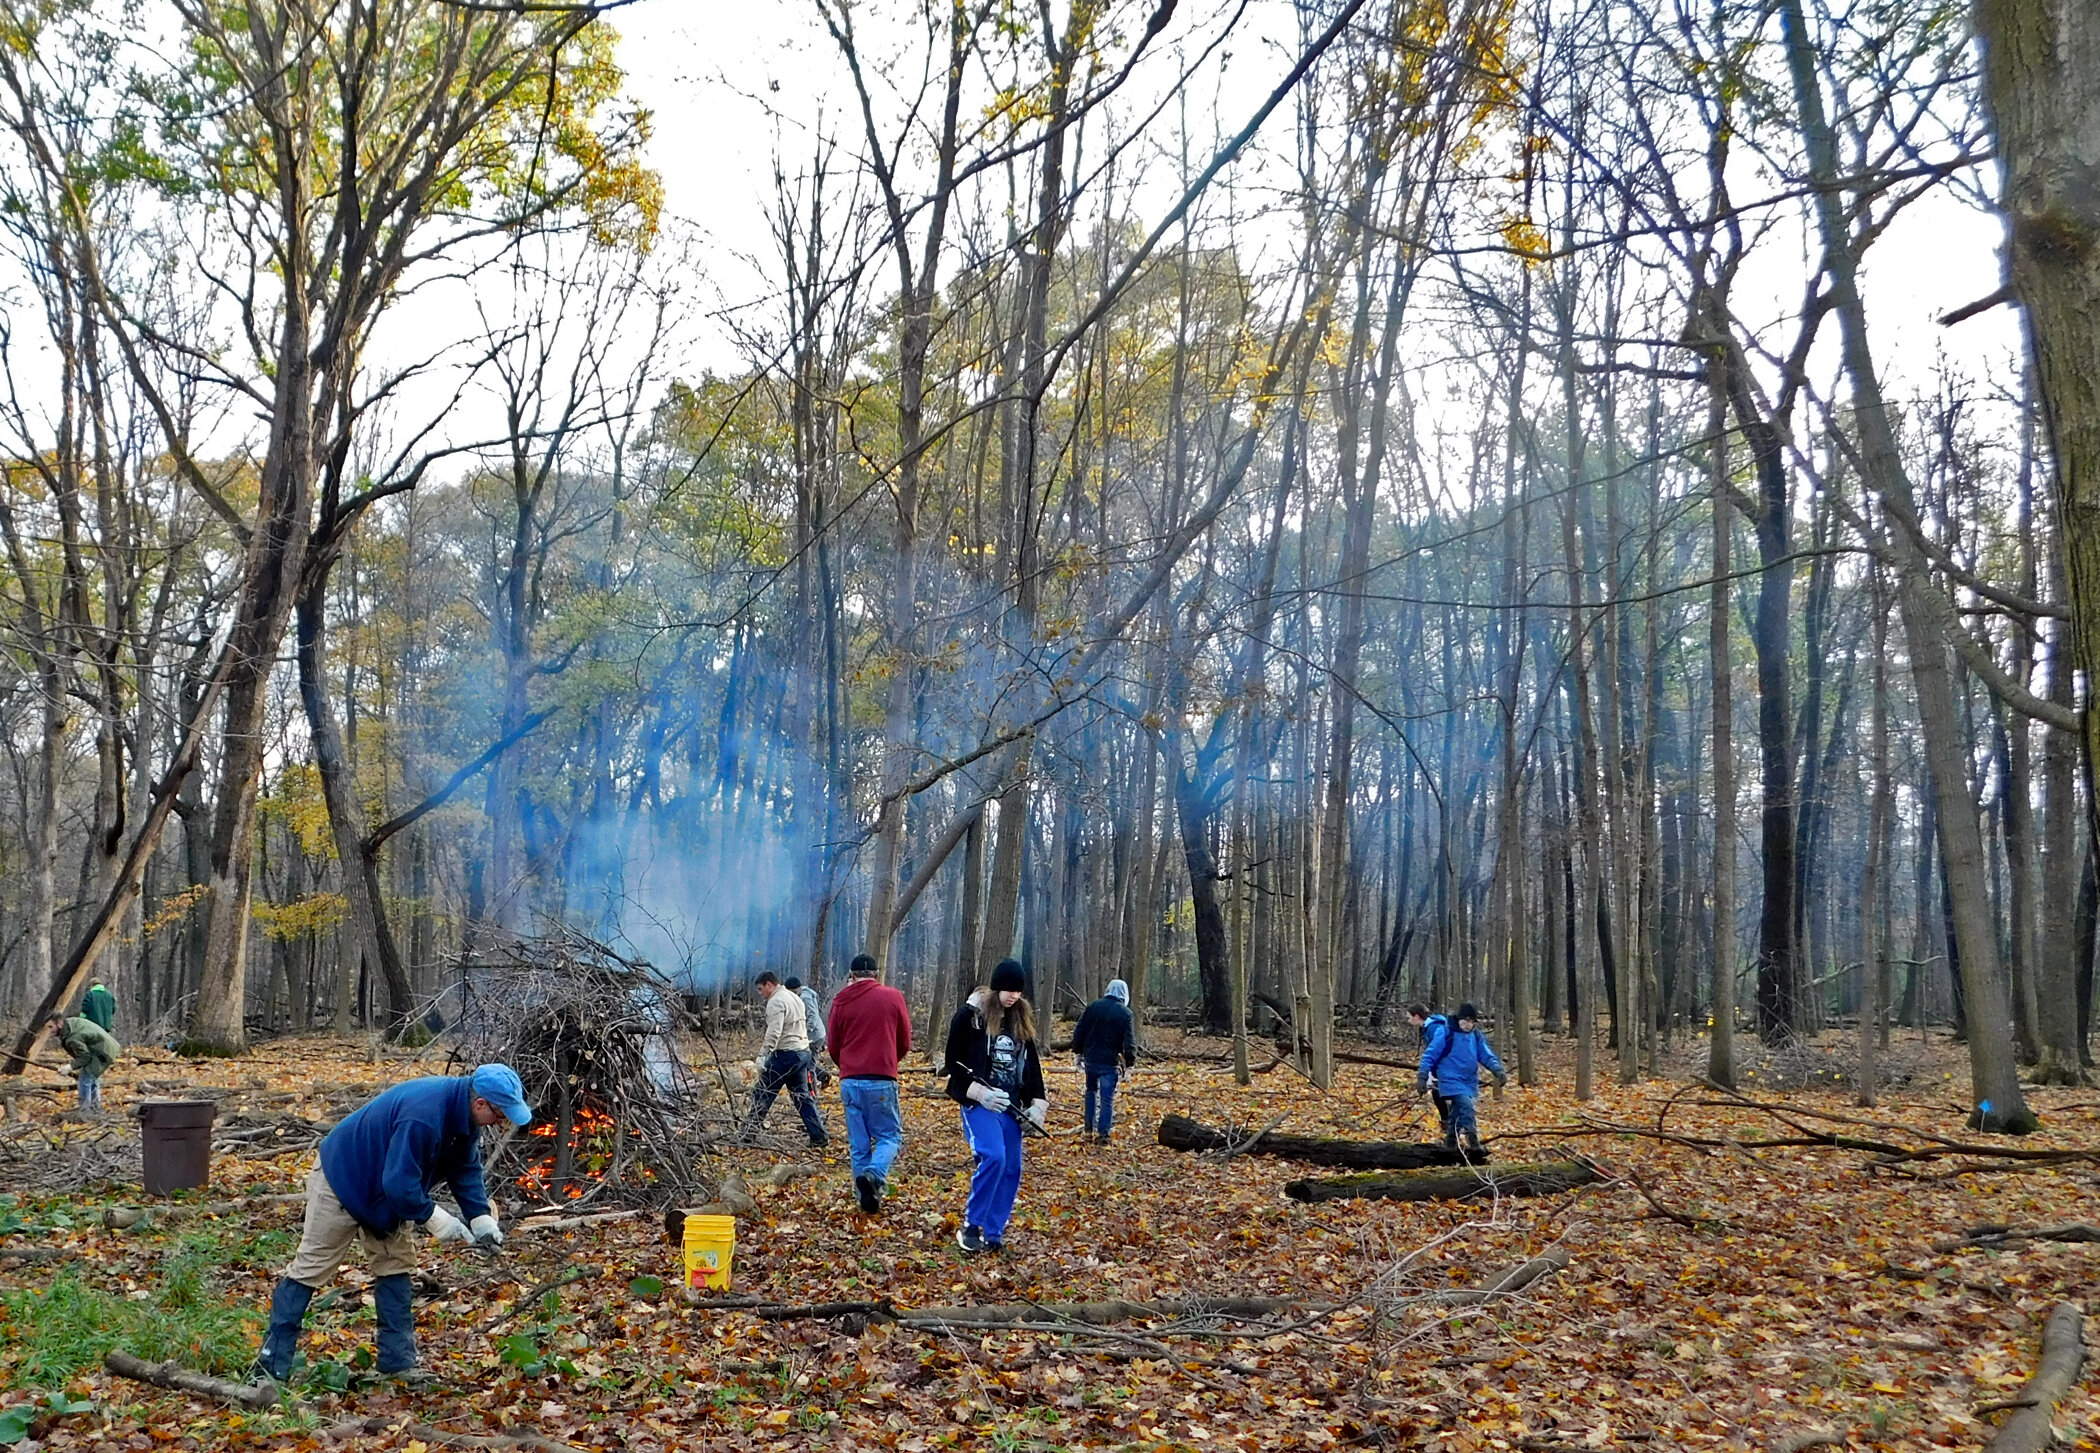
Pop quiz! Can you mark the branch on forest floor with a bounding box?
[104,1351,280,1409]
[1588,1157,1729,1233]
[1772,1432,1844,1453]
[323,1414,588,1453]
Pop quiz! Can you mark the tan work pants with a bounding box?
[283,1166,418,1288]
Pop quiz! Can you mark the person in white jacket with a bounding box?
[738,972,828,1146]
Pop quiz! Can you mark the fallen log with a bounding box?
[1934,1222,2100,1253]
[1986,1302,2085,1453]
[1158,1113,1481,1170]
[104,1350,278,1409]
[1283,1160,1598,1204]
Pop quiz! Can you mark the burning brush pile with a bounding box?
[448,928,712,1212]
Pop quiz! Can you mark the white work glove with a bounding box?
[1025,1099,1048,1130]
[422,1205,472,1243]
[469,1213,504,1248]
[967,1083,1011,1114]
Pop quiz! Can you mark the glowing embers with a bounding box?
[513,1103,639,1203]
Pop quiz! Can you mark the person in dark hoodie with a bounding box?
[251,1065,532,1387]
[1070,978,1137,1144]
[826,953,912,1213]
[942,958,1046,1254]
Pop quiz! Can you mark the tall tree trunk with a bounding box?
[295,567,413,1038]
[1973,0,2100,950]
[1707,379,1739,1088]
[1860,564,1892,1106]
[190,347,318,1053]
[1780,0,2033,1131]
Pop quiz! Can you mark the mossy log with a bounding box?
[1283,1159,1598,1204]
[1158,1113,1481,1169]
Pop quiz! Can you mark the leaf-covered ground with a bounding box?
[1,1030,2096,1451]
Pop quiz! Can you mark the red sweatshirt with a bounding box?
[826,977,912,1079]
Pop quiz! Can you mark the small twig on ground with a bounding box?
[1203,1113,1287,1164]
[479,1260,591,1336]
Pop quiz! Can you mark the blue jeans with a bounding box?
[1083,1064,1120,1136]
[747,1050,827,1143]
[960,1105,1024,1242]
[1444,1092,1480,1148]
[840,1077,903,1185]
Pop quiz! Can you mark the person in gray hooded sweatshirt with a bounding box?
[1069,979,1137,1144]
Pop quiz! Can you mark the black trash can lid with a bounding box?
[137,1099,216,1129]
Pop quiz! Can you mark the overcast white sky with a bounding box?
[606,0,2024,449]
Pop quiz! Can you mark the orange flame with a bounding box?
[514,1103,622,1200]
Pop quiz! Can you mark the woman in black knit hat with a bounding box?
[942,958,1047,1253]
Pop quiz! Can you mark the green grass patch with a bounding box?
[0,1256,257,1387]
[177,1225,294,1270]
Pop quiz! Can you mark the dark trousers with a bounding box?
[747,1050,827,1143]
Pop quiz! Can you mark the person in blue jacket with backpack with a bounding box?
[1413,1002,1506,1154]
[252,1065,533,1387]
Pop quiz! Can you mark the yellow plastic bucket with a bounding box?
[682,1213,736,1292]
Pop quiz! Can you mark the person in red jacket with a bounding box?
[825,953,913,1214]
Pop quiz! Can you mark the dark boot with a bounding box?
[252,1278,314,1382]
[372,1273,419,1375]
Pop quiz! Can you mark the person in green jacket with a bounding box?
[80,981,116,1034]
[48,1014,119,1112]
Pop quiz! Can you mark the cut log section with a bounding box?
[1283,1160,1598,1204]
[1158,1113,1482,1169]
[1985,1302,2085,1453]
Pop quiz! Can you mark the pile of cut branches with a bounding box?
[447,927,711,1211]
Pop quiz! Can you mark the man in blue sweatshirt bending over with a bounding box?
[252,1065,533,1386]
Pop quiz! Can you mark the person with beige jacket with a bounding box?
[737,971,828,1146]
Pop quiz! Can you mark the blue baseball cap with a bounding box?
[470,1064,533,1127]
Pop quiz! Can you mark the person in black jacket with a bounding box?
[942,958,1046,1254]
[1070,978,1137,1144]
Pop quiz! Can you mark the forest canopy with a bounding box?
[0,0,2090,1136]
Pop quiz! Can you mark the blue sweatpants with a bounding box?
[959,1105,1024,1242]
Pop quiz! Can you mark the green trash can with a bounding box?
[139,1100,215,1195]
